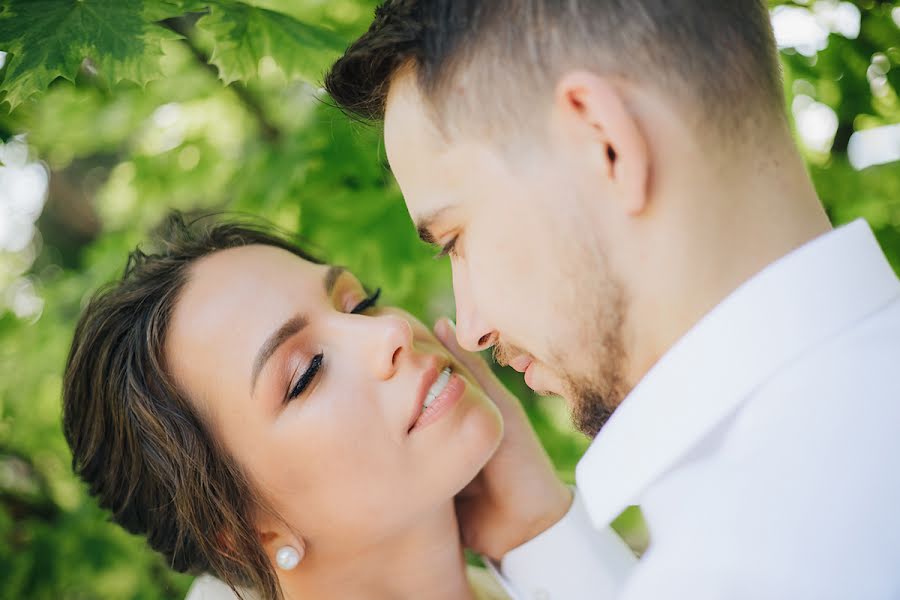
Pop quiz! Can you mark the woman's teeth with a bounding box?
[423,367,452,412]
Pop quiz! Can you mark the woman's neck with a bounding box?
[276,502,476,600]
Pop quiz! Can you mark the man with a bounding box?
[326,1,900,599]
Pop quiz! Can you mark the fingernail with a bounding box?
[434,318,449,336]
[435,317,456,334]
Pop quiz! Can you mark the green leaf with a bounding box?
[0,0,183,111]
[143,0,205,21]
[196,1,345,85]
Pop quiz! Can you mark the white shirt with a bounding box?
[496,219,900,600]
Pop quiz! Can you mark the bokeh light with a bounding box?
[0,136,49,321]
[772,1,860,56]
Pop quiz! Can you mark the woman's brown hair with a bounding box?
[62,212,323,599]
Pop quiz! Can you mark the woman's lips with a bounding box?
[408,358,447,433]
[408,372,465,433]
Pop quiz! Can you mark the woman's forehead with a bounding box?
[167,248,326,369]
[191,244,324,284]
[181,245,329,326]
[163,246,334,418]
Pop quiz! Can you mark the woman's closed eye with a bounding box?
[350,287,381,315]
[285,287,382,403]
[286,353,323,402]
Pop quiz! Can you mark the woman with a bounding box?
[62,212,558,599]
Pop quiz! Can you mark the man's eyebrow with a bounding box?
[415,207,450,245]
[249,265,345,395]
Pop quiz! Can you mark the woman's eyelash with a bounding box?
[434,236,458,259]
[287,353,323,402]
[350,287,381,314]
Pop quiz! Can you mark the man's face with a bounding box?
[384,71,631,436]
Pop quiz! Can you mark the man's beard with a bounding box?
[567,364,626,438]
[491,246,631,438]
[558,276,630,439]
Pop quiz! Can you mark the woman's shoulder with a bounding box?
[185,568,510,600]
[185,574,251,600]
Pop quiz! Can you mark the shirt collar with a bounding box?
[575,219,900,528]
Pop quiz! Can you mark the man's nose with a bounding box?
[364,314,414,380]
[452,267,497,353]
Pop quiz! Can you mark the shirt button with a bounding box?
[533,589,550,600]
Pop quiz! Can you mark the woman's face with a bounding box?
[165,244,503,551]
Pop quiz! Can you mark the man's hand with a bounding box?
[434,318,573,562]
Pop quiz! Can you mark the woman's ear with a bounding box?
[258,530,278,546]
[553,70,651,217]
[257,525,307,570]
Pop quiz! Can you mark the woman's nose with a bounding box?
[365,314,414,380]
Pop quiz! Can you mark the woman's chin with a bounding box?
[444,392,504,486]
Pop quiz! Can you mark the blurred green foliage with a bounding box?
[0,0,897,597]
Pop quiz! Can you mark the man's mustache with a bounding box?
[492,341,527,368]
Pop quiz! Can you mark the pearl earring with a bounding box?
[275,545,303,570]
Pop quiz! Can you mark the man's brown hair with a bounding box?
[326,0,785,137]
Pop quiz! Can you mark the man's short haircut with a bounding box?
[325,0,785,139]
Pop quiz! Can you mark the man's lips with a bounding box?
[510,356,542,392]
[408,357,448,434]
[523,362,538,391]
[509,355,533,374]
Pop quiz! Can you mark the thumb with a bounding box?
[433,317,494,383]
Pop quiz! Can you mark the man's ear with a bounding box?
[553,71,651,216]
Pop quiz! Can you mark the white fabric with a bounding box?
[186,574,254,600]
[491,488,637,600]
[497,219,900,599]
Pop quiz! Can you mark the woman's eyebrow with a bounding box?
[249,265,348,395]
[250,314,309,394]
[324,264,347,295]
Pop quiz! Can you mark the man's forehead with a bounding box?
[384,69,456,226]
[384,68,512,225]
[384,69,448,161]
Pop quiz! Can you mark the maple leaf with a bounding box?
[196,1,346,86]
[0,0,185,111]
[144,0,210,21]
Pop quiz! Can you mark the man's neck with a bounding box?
[276,503,476,600]
[626,142,833,388]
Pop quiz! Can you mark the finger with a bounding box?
[433,317,460,352]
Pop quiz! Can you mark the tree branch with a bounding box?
[160,14,282,143]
